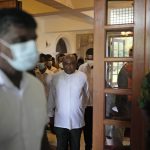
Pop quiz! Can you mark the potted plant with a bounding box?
[139,72,150,150]
[139,73,150,118]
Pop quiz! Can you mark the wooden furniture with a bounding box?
[0,0,21,9]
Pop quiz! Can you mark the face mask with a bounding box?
[37,63,45,70]
[47,61,52,67]
[0,39,39,71]
[59,62,63,69]
[87,60,93,68]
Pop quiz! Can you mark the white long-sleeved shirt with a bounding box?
[35,69,53,99]
[48,70,89,130]
[0,70,47,150]
[79,61,93,106]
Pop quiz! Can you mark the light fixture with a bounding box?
[121,31,133,36]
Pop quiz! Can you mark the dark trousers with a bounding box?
[54,127,82,150]
[41,126,50,150]
[83,106,93,150]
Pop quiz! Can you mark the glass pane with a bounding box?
[105,93,132,120]
[106,31,133,57]
[107,0,134,25]
[104,125,130,149]
[105,62,133,88]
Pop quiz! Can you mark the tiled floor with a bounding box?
[47,131,130,150]
[47,131,85,150]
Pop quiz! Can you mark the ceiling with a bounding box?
[22,0,94,24]
[20,0,133,32]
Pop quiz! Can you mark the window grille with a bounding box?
[110,7,133,24]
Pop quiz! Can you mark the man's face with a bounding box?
[0,24,37,54]
[0,25,37,72]
[63,56,76,74]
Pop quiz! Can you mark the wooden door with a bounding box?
[93,0,149,149]
[0,0,20,9]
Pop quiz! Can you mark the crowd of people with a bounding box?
[0,8,47,150]
[0,7,146,150]
[0,7,92,150]
[31,50,93,150]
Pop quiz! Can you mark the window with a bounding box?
[108,7,134,25]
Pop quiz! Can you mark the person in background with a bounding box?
[117,48,133,90]
[35,54,54,101]
[35,54,48,95]
[106,48,133,148]
[45,54,58,74]
[0,8,47,150]
[48,54,89,150]
[34,53,52,150]
[116,48,133,119]
[76,57,84,70]
[56,53,65,70]
[34,53,47,75]
[79,48,93,150]
[40,53,46,63]
[36,53,46,72]
[51,57,57,68]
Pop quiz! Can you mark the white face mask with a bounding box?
[59,62,63,69]
[87,60,93,68]
[0,39,39,71]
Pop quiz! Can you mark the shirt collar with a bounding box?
[0,69,25,90]
[0,69,13,87]
[86,60,93,68]
[64,70,77,76]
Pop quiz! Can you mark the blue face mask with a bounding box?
[37,63,45,70]
[0,39,39,71]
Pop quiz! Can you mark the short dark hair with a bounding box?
[86,48,93,55]
[46,54,52,61]
[40,53,45,58]
[56,53,65,62]
[0,8,37,36]
[39,53,46,62]
[46,54,52,58]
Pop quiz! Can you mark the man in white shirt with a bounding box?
[79,48,93,150]
[35,54,52,99]
[0,8,47,150]
[48,54,89,150]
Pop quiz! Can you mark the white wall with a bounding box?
[35,15,93,57]
[37,32,77,57]
[44,15,93,33]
